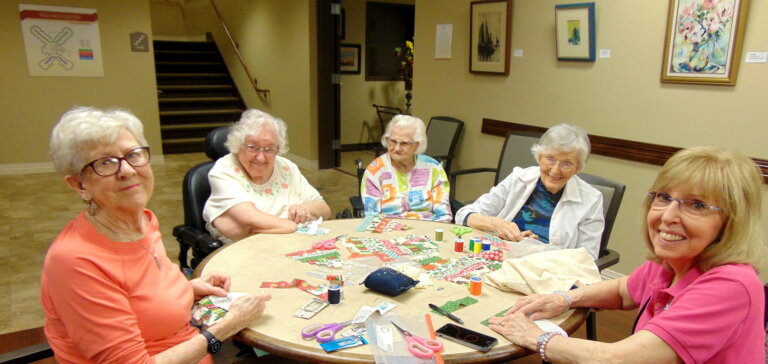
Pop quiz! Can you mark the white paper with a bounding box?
[435,24,453,59]
[744,52,768,63]
[599,49,611,58]
[513,49,523,57]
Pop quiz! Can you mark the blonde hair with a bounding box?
[49,106,148,176]
[641,147,765,272]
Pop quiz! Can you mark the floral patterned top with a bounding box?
[361,153,452,222]
[203,153,324,242]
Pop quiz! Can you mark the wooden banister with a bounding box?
[481,118,768,184]
[209,0,270,99]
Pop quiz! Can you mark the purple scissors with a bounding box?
[391,321,443,359]
[311,234,347,250]
[301,320,351,343]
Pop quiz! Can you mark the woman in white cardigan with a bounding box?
[454,124,604,259]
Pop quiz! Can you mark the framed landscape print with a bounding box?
[555,2,596,61]
[469,0,512,75]
[660,0,749,85]
[340,44,361,74]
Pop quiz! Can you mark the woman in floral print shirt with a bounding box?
[203,109,330,242]
[361,115,452,222]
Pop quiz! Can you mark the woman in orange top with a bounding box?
[42,106,271,364]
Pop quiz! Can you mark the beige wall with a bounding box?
[0,0,161,167]
[340,0,409,145]
[149,0,186,38]
[413,0,768,275]
[180,0,318,163]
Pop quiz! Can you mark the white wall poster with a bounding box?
[19,4,104,77]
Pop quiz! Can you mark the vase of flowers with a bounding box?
[395,40,414,114]
[674,0,734,73]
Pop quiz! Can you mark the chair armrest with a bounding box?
[349,196,364,218]
[173,225,224,255]
[448,167,498,178]
[595,248,620,271]
[0,342,53,363]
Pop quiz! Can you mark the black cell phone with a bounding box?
[435,323,498,352]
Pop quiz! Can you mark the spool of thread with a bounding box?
[435,228,444,241]
[472,239,482,253]
[482,242,491,251]
[469,277,483,296]
[328,285,341,304]
[454,238,464,253]
[468,238,475,252]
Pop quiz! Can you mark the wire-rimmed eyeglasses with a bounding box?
[243,144,278,156]
[647,191,722,217]
[82,146,151,177]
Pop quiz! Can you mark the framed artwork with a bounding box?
[469,0,512,75]
[340,44,361,74]
[555,3,595,62]
[660,0,748,85]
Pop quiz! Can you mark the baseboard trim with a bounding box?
[284,153,318,171]
[601,269,625,281]
[0,155,165,176]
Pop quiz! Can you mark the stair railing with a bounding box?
[209,0,270,99]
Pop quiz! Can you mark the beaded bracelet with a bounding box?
[537,331,563,361]
[552,290,572,308]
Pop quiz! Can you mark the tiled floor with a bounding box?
[0,151,370,335]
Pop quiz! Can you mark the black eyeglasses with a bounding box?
[82,147,151,177]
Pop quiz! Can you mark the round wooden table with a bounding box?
[194,218,587,363]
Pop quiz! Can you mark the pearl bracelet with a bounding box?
[537,331,563,361]
[552,290,572,308]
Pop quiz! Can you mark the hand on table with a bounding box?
[488,312,543,350]
[227,292,272,327]
[289,204,314,223]
[191,272,231,300]
[504,293,569,321]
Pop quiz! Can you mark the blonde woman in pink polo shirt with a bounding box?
[489,147,765,363]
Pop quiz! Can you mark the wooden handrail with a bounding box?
[209,0,270,99]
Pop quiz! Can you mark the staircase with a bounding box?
[154,39,245,154]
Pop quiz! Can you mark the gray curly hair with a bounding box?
[380,115,428,154]
[49,106,148,176]
[530,123,590,172]
[225,109,289,155]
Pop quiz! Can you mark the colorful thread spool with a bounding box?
[435,228,444,241]
[472,239,482,253]
[482,242,491,251]
[469,277,483,296]
[328,285,341,304]
[468,238,475,252]
[454,238,464,253]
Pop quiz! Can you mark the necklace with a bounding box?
[132,241,161,269]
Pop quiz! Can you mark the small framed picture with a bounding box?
[555,2,596,62]
[469,0,512,75]
[340,44,361,74]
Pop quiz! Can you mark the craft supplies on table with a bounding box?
[391,321,443,359]
[328,285,341,304]
[435,228,444,241]
[454,238,463,253]
[469,277,483,296]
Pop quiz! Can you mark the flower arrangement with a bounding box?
[674,0,735,72]
[394,40,414,89]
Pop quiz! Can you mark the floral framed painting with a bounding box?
[661,0,749,85]
[469,0,512,75]
[340,44,361,74]
[554,3,596,62]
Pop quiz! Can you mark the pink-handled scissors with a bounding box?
[391,321,443,359]
[301,320,351,343]
[311,234,347,250]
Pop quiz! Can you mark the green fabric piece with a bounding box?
[431,296,478,316]
[481,305,514,326]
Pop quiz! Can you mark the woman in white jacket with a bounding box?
[454,124,604,259]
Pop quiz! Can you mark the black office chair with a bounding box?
[372,104,402,155]
[449,130,543,212]
[576,172,625,341]
[424,116,464,173]
[349,158,366,217]
[172,126,231,271]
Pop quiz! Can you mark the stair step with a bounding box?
[158,85,234,90]
[156,61,222,66]
[160,109,243,117]
[161,122,232,131]
[159,96,240,103]
[155,50,217,55]
[157,73,228,78]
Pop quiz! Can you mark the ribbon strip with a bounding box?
[260,278,329,300]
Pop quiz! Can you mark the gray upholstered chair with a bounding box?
[423,116,464,173]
